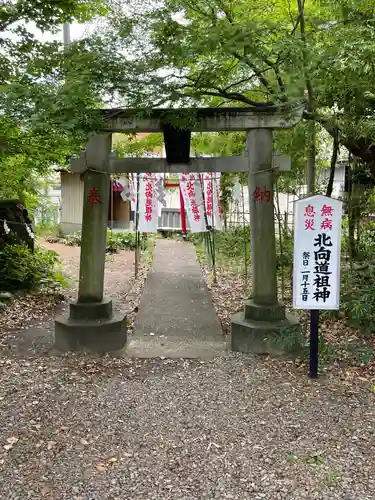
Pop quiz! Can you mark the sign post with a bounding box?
[293,195,343,378]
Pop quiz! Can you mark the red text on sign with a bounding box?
[144,176,153,222]
[186,181,201,222]
[206,180,213,217]
[304,218,315,231]
[88,188,101,206]
[304,204,315,217]
[253,186,271,203]
[320,218,333,231]
[321,204,333,217]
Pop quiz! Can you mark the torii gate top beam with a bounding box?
[95,104,304,133]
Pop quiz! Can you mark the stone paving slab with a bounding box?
[128,239,225,358]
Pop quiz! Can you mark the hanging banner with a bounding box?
[138,173,159,233]
[203,173,222,230]
[130,175,137,212]
[119,176,130,201]
[155,176,166,206]
[232,178,242,204]
[119,175,137,213]
[215,173,222,226]
[293,195,343,310]
[178,173,207,233]
[155,175,165,217]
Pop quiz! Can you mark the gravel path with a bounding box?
[0,354,373,499]
[0,241,374,499]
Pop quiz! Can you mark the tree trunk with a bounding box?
[326,131,339,197]
[306,121,316,193]
[297,0,316,194]
[347,168,362,261]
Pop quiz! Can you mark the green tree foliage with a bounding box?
[0,1,109,200]
[88,0,375,175]
[113,133,164,158]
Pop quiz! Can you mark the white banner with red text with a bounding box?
[137,173,159,233]
[203,172,222,230]
[178,173,207,233]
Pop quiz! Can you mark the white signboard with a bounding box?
[293,195,343,310]
[138,173,159,233]
[178,173,207,233]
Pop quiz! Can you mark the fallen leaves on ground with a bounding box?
[201,263,248,334]
[0,239,153,353]
[200,263,375,382]
[0,293,63,336]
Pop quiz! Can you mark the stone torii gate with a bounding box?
[55,106,303,354]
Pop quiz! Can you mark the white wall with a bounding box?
[60,172,84,234]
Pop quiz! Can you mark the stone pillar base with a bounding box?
[231,299,303,355]
[54,298,127,354]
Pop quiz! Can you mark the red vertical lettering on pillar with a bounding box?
[88,188,101,206]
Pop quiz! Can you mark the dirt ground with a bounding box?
[41,241,137,311]
[0,241,142,357]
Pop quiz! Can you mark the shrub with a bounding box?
[340,263,375,334]
[356,221,375,261]
[0,244,66,292]
[62,231,148,252]
[35,222,60,238]
[63,232,82,246]
[214,226,251,260]
[113,231,148,251]
[276,233,294,270]
[106,233,122,253]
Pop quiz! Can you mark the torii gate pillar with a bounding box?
[231,128,301,355]
[55,133,127,353]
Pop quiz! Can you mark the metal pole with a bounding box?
[198,173,212,268]
[309,309,319,378]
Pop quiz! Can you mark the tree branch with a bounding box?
[186,87,279,108]
[304,110,375,165]
[263,57,287,96]
[0,7,22,32]
[297,0,313,112]
[231,51,272,90]
[222,69,273,92]
[298,0,316,193]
